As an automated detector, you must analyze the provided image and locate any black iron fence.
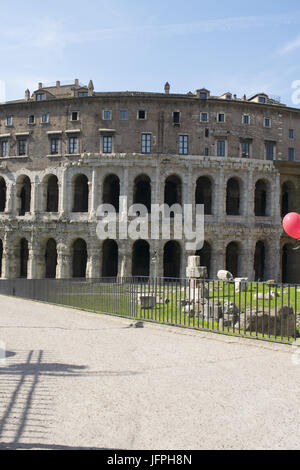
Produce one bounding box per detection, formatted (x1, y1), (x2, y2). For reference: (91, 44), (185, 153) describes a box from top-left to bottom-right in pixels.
(0, 277), (298, 343)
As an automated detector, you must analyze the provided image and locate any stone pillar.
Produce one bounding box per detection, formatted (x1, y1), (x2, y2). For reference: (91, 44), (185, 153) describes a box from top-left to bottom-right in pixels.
(272, 173), (281, 224)
(90, 167), (99, 219)
(247, 169), (255, 223)
(57, 243), (72, 279)
(59, 168), (68, 217)
(118, 241), (131, 278)
(87, 247), (101, 279)
(2, 235), (14, 279)
(5, 183), (14, 215)
(216, 167), (225, 221)
(28, 243), (44, 279)
(31, 178), (40, 215)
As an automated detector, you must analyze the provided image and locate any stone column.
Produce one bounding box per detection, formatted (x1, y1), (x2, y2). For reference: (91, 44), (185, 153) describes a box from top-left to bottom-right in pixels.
(59, 168), (68, 217)
(31, 178), (40, 215)
(2, 234), (14, 279)
(272, 173), (281, 224)
(57, 243), (72, 279)
(247, 169), (255, 224)
(87, 247), (101, 279)
(90, 167), (99, 220)
(216, 167), (225, 221)
(118, 241), (131, 278)
(5, 183), (14, 215)
(28, 242), (44, 279)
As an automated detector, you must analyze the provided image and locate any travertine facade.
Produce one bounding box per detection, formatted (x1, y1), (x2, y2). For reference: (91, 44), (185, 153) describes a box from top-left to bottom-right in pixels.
(0, 79), (300, 282)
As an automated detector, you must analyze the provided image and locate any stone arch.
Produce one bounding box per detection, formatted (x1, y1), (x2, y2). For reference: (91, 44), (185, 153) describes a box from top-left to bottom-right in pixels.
(195, 241), (212, 278)
(102, 239), (118, 277)
(226, 241), (240, 277)
(103, 174), (120, 212)
(0, 177), (7, 213)
(195, 176), (212, 215)
(45, 238), (57, 278)
(254, 179), (270, 217)
(282, 243), (300, 283)
(133, 174), (151, 212)
(43, 174), (59, 212)
(163, 241), (181, 278)
(132, 240), (150, 277)
(16, 175), (31, 216)
(254, 240), (266, 281)
(164, 174), (182, 207)
(72, 238), (87, 278)
(226, 178), (240, 216)
(72, 174), (89, 212)
(281, 181), (296, 218)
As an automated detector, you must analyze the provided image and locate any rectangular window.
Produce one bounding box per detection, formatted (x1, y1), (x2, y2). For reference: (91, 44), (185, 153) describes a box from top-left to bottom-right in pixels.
(137, 110), (146, 120)
(28, 115), (35, 124)
(201, 113), (208, 122)
(218, 113), (225, 123)
(264, 118), (271, 127)
(173, 112), (181, 124)
(141, 133), (151, 153)
(41, 114), (49, 123)
(288, 147), (295, 161)
(6, 116), (12, 126)
(69, 137), (78, 154)
(103, 136), (112, 153)
(266, 143), (275, 160)
(51, 138), (60, 155)
(259, 96), (266, 104)
(78, 92), (88, 97)
(120, 110), (128, 120)
(71, 111), (79, 121)
(103, 110), (112, 120)
(241, 141), (250, 157)
(243, 114), (250, 124)
(0, 141), (8, 157)
(204, 147), (209, 156)
(205, 128), (209, 138)
(18, 140), (27, 156)
(217, 140), (226, 157)
(200, 92), (207, 99)
(36, 93), (45, 101)
(289, 129), (294, 139)
(179, 135), (188, 155)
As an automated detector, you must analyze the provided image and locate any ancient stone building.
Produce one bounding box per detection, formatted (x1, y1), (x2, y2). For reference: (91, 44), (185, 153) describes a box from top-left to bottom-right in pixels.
(0, 79), (300, 282)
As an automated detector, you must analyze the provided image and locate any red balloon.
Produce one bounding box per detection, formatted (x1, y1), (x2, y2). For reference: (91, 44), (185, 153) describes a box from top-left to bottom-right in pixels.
(283, 212), (300, 239)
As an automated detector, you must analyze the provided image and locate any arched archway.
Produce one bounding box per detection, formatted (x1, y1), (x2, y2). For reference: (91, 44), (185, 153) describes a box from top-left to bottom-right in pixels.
(45, 175), (59, 212)
(226, 242), (239, 277)
(103, 174), (120, 212)
(45, 238), (57, 278)
(102, 239), (118, 277)
(282, 243), (300, 283)
(17, 176), (31, 216)
(163, 241), (181, 278)
(0, 178), (7, 213)
(72, 239), (87, 278)
(195, 177), (212, 215)
(164, 175), (182, 207)
(281, 181), (296, 218)
(72, 175), (89, 212)
(226, 178), (240, 215)
(254, 241), (265, 281)
(255, 180), (268, 217)
(132, 240), (150, 277)
(196, 241), (212, 278)
(19, 238), (29, 278)
(133, 175), (151, 212)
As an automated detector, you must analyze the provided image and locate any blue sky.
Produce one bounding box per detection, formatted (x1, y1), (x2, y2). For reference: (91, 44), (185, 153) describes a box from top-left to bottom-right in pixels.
(1, 0), (300, 106)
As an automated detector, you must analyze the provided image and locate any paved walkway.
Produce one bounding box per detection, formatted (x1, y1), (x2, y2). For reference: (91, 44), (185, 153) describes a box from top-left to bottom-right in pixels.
(0, 295), (299, 450)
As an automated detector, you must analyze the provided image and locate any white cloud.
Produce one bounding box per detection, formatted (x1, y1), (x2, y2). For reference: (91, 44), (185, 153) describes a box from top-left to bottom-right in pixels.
(278, 35), (300, 55)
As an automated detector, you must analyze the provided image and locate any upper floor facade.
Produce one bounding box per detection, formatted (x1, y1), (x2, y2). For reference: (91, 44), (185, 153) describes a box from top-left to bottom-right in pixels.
(0, 80), (299, 172)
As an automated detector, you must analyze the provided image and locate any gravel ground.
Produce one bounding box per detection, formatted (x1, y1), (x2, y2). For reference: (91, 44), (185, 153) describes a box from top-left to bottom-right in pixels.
(0, 294), (299, 450)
